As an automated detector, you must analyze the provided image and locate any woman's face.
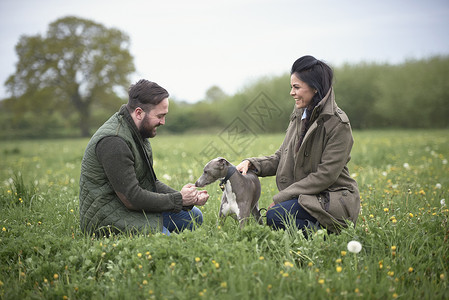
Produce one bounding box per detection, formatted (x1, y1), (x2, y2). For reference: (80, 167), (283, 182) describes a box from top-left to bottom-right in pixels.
(290, 73), (316, 109)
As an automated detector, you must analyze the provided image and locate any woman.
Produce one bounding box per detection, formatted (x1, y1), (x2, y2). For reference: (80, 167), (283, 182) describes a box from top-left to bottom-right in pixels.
(237, 55), (360, 234)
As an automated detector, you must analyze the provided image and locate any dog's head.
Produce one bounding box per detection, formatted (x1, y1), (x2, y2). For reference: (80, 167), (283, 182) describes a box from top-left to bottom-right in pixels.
(195, 157), (230, 187)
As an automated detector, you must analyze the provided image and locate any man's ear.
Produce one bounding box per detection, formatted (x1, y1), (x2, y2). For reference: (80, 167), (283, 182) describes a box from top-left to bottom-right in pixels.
(134, 107), (145, 121)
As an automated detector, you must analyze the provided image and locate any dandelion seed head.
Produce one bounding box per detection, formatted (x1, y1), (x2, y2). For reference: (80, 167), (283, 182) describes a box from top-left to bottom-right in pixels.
(441, 199), (446, 206)
(403, 163), (410, 170)
(436, 183), (442, 189)
(347, 241), (362, 253)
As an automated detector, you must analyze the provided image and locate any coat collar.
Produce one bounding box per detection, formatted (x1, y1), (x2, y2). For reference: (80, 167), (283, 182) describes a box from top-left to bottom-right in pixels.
(289, 87), (336, 122)
(298, 87), (337, 147)
(118, 104), (145, 143)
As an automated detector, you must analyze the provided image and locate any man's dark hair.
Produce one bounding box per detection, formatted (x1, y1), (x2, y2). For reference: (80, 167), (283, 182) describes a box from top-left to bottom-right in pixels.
(127, 79), (169, 112)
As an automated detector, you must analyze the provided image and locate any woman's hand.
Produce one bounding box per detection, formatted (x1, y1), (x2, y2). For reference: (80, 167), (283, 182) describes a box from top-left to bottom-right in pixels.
(236, 160), (251, 175)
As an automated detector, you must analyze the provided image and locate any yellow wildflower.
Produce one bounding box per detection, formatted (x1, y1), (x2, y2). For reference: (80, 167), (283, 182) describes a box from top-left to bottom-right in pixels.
(53, 274), (59, 280)
(318, 279), (325, 284)
(220, 282), (227, 288)
(408, 267), (414, 273)
(195, 257), (201, 262)
(284, 261), (294, 268)
(341, 251), (347, 257)
(137, 253), (142, 258)
(259, 256), (264, 260)
(384, 208), (389, 212)
(336, 266), (342, 273)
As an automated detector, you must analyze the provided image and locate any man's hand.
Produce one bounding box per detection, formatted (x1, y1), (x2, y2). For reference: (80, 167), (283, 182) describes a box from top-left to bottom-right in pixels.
(180, 183), (198, 206)
(195, 190), (209, 206)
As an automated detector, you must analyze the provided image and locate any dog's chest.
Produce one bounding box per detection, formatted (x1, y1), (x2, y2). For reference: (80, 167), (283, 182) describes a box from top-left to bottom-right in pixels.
(221, 181), (240, 217)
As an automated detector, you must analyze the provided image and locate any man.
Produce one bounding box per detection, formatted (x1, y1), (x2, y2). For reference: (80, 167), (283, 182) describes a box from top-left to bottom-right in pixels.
(79, 79), (209, 236)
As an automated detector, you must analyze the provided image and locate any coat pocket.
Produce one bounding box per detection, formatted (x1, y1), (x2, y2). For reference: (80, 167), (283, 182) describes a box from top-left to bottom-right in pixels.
(298, 189), (360, 233)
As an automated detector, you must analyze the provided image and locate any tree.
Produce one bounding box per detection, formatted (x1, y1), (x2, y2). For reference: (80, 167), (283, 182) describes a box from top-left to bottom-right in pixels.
(5, 16), (135, 137)
(204, 85), (228, 102)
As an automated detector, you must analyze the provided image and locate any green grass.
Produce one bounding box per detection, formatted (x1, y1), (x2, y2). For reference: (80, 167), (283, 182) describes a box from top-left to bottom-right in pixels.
(1, 130), (448, 299)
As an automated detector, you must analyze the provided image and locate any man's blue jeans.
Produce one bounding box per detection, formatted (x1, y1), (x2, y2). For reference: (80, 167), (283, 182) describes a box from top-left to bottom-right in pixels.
(266, 198), (317, 232)
(162, 206), (203, 235)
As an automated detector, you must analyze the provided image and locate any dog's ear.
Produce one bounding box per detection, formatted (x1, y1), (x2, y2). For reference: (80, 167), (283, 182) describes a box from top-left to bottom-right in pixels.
(218, 157), (228, 169)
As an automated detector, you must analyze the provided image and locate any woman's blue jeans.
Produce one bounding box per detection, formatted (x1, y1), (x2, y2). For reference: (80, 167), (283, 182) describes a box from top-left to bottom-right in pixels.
(266, 198), (318, 233)
(162, 206), (203, 235)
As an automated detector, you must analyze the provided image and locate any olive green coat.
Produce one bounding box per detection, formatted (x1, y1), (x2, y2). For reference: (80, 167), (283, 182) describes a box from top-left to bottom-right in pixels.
(248, 88), (360, 232)
(79, 106), (163, 235)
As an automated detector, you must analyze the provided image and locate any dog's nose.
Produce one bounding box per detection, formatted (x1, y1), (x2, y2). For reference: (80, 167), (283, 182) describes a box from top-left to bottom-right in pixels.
(194, 181), (199, 187)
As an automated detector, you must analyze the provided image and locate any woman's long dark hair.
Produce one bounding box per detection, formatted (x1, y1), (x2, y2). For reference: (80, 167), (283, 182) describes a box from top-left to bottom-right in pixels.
(291, 55), (333, 149)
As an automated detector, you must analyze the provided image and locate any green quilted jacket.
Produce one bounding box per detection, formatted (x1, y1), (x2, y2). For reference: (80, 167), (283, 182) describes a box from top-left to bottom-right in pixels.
(79, 105), (163, 235)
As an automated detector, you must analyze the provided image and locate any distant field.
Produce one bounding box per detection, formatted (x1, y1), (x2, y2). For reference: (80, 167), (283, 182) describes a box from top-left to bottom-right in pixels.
(1, 130), (448, 299)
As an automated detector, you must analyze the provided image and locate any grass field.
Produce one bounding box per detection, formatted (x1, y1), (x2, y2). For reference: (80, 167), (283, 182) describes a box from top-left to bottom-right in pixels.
(1, 130), (448, 299)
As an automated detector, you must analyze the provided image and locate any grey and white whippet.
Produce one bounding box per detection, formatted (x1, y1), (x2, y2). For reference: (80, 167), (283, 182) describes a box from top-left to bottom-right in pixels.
(195, 157), (263, 228)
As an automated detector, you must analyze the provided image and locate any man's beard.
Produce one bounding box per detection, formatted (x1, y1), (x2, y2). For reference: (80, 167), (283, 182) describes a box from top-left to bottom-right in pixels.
(139, 115), (158, 139)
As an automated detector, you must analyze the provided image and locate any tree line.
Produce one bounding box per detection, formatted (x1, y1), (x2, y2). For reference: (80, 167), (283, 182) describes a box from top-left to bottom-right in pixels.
(0, 16), (448, 139)
(162, 55), (449, 134)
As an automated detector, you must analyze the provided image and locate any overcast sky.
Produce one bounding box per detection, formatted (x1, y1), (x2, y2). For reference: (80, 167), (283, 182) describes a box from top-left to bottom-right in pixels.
(1, 0), (448, 103)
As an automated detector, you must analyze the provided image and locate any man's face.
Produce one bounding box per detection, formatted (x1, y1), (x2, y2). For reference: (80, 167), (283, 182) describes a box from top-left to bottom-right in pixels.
(139, 98), (169, 138)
